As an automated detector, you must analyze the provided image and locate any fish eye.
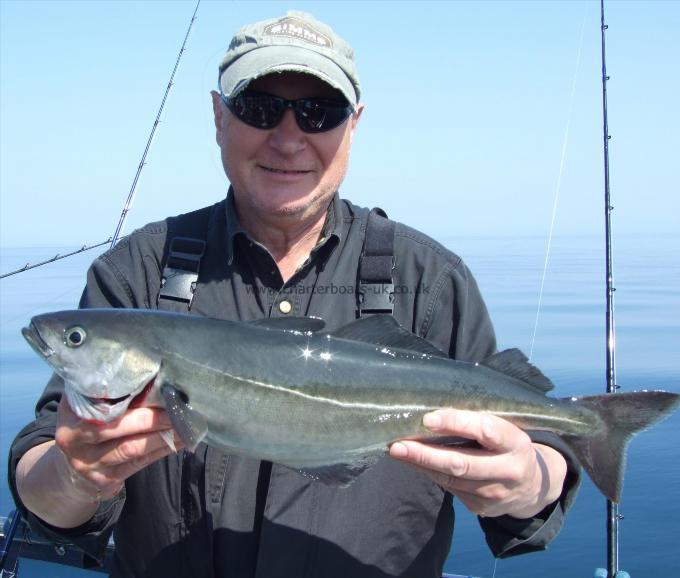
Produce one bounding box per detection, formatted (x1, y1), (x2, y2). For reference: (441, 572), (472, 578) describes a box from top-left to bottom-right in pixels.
(64, 326), (87, 348)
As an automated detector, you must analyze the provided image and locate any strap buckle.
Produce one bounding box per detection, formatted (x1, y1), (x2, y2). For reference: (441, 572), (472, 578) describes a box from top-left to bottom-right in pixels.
(358, 282), (395, 314)
(158, 237), (206, 310)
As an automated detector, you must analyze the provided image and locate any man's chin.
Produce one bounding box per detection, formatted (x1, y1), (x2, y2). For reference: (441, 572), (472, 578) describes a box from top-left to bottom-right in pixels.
(249, 187), (333, 217)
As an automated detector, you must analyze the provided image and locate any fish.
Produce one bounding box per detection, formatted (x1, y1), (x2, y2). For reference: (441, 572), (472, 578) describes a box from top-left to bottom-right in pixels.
(22, 308), (679, 502)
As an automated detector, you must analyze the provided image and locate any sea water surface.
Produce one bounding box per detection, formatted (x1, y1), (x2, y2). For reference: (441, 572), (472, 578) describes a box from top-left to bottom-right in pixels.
(1, 233), (678, 577)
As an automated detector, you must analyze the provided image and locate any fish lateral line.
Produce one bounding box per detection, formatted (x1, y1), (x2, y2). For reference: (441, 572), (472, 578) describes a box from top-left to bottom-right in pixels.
(173, 365), (433, 412)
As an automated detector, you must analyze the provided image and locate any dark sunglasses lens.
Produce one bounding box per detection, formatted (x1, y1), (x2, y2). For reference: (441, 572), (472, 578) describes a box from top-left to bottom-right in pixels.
(228, 93), (352, 133)
(231, 94), (283, 129)
(298, 100), (352, 133)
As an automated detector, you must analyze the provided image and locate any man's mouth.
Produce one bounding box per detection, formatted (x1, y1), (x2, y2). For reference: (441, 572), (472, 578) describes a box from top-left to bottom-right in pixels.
(260, 165), (311, 175)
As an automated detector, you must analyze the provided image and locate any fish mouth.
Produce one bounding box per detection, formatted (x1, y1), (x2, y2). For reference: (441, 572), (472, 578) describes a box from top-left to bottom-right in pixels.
(66, 376), (157, 423)
(22, 322), (55, 359)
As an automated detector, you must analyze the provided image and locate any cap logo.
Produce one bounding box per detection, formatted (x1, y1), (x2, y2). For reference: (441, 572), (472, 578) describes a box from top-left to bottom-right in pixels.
(264, 17), (332, 48)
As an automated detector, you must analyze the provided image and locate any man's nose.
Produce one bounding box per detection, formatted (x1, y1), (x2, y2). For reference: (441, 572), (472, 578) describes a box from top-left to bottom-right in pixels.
(268, 109), (306, 155)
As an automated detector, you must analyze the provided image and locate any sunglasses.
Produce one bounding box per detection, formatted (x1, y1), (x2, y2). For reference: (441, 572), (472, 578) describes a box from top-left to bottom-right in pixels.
(221, 91), (354, 134)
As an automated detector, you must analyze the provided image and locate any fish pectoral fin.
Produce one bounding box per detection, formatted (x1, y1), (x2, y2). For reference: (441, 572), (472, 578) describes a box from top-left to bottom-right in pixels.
(247, 317), (325, 333)
(481, 349), (555, 393)
(160, 383), (207, 452)
(331, 316), (447, 358)
(294, 454), (382, 487)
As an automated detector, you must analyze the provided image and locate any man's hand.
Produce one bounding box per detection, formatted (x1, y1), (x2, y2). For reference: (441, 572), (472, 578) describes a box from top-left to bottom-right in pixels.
(389, 409), (567, 519)
(16, 396), (182, 529)
(54, 396), (181, 502)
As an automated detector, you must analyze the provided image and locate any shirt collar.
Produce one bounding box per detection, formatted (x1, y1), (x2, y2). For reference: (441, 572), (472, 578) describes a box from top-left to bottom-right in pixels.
(224, 188), (343, 265)
(224, 188), (248, 265)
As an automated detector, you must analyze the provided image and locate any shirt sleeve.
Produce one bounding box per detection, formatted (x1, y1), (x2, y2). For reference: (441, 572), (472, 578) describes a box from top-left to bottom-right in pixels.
(420, 257), (582, 557)
(418, 257), (496, 362)
(6, 250), (138, 564)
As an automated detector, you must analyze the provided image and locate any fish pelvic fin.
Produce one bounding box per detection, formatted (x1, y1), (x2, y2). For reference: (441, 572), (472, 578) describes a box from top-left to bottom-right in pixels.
(161, 383), (208, 452)
(563, 390), (680, 502)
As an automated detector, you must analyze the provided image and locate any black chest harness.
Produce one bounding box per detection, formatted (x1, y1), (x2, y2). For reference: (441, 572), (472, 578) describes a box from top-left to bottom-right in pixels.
(156, 207), (395, 317)
(153, 206), (397, 569)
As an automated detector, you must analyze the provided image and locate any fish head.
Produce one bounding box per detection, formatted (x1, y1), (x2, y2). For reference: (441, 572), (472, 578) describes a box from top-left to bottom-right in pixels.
(22, 309), (161, 423)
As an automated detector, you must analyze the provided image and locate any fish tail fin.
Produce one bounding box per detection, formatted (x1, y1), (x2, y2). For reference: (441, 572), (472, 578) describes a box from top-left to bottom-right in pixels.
(561, 391), (679, 502)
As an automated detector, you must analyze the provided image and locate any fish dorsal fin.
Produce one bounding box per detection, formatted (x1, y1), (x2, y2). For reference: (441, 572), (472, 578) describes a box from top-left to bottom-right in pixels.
(480, 348), (555, 393)
(331, 316), (447, 358)
(248, 317), (325, 333)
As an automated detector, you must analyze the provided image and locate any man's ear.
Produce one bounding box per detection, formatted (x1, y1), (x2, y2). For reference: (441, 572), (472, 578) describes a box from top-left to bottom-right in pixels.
(211, 90), (224, 129)
(349, 103), (365, 141)
(211, 90), (225, 144)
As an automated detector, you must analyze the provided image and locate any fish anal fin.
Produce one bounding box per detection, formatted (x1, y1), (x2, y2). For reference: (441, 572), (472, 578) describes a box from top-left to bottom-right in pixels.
(293, 454), (382, 487)
(481, 349), (555, 393)
(160, 383), (208, 452)
(331, 316), (447, 358)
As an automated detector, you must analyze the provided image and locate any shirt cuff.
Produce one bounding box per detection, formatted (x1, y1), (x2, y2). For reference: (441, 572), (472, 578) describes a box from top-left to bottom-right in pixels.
(478, 430), (582, 558)
(21, 492), (125, 565)
(8, 415), (125, 565)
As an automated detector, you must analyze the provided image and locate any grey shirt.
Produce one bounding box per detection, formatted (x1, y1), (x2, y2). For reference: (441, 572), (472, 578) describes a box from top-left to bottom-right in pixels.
(8, 192), (579, 578)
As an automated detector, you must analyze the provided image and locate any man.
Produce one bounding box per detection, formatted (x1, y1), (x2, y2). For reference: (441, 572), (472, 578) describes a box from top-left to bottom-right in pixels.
(9, 11), (578, 578)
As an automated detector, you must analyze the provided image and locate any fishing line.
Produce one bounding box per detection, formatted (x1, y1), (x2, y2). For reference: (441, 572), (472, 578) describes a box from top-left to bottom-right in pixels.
(528, 9), (588, 362)
(491, 556), (499, 578)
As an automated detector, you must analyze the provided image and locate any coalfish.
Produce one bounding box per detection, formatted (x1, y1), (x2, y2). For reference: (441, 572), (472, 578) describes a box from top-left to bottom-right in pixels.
(22, 308), (679, 502)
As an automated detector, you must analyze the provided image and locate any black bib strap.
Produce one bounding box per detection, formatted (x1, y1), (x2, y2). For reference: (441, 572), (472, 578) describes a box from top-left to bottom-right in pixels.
(157, 237), (206, 311)
(156, 203), (215, 312)
(358, 208), (395, 316)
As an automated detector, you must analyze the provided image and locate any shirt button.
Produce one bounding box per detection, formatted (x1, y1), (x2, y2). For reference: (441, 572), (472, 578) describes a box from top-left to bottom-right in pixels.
(278, 300), (292, 314)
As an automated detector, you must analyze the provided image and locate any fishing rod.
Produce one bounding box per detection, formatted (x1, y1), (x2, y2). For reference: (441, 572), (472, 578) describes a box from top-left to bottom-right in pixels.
(110, 0), (201, 248)
(0, 1), (201, 280)
(0, 239), (112, 279)
(599, 1), (623, 577)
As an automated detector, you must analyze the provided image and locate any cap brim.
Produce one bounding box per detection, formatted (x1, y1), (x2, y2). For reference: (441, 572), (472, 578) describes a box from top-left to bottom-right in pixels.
(219, 45), (357, 106)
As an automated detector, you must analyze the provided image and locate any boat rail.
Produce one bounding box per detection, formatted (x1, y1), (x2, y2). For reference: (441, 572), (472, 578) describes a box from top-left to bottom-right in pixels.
(1, 510), (630, 578)
(1, 511), (113, 575)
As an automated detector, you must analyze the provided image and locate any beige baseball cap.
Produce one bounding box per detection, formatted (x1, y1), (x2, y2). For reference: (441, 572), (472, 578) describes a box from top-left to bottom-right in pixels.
(218, 10), (361, 106)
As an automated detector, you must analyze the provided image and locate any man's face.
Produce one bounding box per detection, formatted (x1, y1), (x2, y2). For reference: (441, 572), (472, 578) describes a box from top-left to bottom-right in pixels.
(211, 72), (363, 226)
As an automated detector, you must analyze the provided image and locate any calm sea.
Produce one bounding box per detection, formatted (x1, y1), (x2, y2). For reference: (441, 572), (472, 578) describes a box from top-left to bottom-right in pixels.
(1, 233), (678, 577)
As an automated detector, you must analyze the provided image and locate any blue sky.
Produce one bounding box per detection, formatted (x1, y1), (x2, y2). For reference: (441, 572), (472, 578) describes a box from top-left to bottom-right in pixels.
(0, 0), (678, 248)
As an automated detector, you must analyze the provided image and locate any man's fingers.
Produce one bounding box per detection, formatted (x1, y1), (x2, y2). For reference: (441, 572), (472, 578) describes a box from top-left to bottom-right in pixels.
(88, 408), (174, 442)
(422, 409), (530, 453)
(62, 431), (182, 497)
(96, 430), (179, 467)
(109, 444), (179, 484)
(390, 440), (503, 481)
(72, 442), (178, 501)
(58, 403), (173, 446)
